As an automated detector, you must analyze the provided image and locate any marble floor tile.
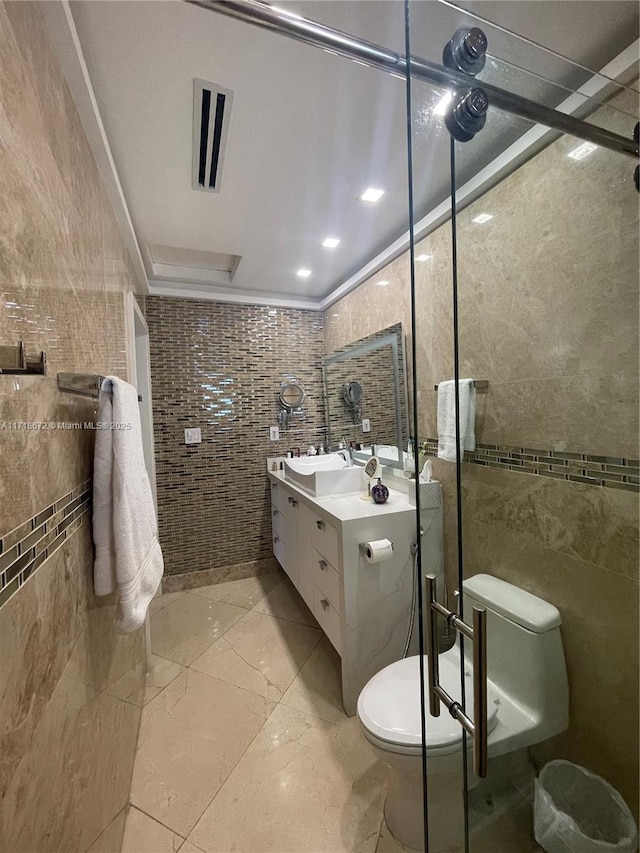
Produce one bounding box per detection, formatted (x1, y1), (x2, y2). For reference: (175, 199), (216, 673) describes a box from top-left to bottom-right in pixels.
(281, 636), (346, 723)
(191, 610), (321, 700)
(144, 653), (186, 705)
(375, 821), (410, 852)
(122, 806), (184, 852)
(130, 668), (275, 837)
(150, 593), (246, 665)
(190, 574), (282, 609)
(86, 807), (127, 853)
(252, 576), (319, 627)
(188, 703), (386, 853)
(179, 842), (206, 853)
(150, 591), (185, 616)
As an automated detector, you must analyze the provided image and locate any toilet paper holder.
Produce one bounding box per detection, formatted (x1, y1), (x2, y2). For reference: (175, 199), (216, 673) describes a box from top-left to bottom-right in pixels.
(359, 539), (394, 563)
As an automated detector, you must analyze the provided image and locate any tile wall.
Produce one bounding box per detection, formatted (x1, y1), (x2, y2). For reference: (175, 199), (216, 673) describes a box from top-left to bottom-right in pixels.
(324, 94), (639, 816)
(143, 296), (326, 584)
(0, 3), (144, 850)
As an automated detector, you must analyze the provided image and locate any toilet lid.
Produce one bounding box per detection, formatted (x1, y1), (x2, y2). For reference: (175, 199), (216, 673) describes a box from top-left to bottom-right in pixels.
(357, 653), (499, 751)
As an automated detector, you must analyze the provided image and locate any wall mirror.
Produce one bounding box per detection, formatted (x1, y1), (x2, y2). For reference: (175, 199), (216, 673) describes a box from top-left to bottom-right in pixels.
(323, 323), (408, 470)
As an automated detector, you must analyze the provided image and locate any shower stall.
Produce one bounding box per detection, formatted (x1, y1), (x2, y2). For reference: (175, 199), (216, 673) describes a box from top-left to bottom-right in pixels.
(189, 2), (639, 849)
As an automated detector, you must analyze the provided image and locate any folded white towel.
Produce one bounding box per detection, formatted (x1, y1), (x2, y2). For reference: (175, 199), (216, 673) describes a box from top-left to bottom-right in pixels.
(437, 379), (476, 462)
(93, 376), (163, 633)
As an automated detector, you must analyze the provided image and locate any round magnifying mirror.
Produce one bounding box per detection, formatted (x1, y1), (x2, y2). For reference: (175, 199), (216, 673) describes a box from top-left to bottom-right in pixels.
(363, 455), (381, 483)
(279, 383), (305, 410)
(343, 381), (362, 406)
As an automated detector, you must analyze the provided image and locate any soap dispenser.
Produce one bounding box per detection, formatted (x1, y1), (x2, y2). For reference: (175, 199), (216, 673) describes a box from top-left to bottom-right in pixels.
(371, 478), (389, 504)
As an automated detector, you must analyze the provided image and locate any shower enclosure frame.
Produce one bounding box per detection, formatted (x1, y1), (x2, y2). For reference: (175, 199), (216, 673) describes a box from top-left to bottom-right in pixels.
(185, 0), (639, 160)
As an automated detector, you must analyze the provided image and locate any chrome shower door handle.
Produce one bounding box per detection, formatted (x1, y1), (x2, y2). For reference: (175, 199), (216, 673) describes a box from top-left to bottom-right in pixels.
(472, 603), (488, 778)
(425, 574), (488, 778)
(425, 574), (441, 717)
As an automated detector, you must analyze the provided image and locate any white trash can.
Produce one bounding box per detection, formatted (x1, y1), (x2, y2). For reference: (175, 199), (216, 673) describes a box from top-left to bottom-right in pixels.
(534, 760), (638, 853)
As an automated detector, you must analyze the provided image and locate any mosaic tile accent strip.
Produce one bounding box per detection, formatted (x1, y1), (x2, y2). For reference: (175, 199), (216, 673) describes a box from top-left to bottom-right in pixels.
(145, 297), (327, 576)
(419, 439), (639, 492)
(0, 482), (91, 610)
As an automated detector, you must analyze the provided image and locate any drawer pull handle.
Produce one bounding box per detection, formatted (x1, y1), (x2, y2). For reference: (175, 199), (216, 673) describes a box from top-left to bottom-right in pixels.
(320, 598), (330, 611)
(273, 535), (280, 543)
(318, 560), (327, 571)
(288, 496), (298, 507)
(272, 483), (277, 489)
(316, 520), (325, 530)
(272, 509), (279, 517)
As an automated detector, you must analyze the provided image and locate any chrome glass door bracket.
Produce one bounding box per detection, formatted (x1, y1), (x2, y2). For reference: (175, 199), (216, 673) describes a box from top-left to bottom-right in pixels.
(425, 574), (488, 777)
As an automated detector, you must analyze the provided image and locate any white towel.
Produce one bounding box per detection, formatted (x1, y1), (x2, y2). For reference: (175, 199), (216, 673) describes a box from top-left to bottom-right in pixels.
(437, 379), (476, 462)
(93, 376), (163, 633)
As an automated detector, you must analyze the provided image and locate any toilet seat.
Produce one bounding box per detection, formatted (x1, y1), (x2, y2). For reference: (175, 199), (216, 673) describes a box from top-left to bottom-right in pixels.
(357, 653), (499, 757)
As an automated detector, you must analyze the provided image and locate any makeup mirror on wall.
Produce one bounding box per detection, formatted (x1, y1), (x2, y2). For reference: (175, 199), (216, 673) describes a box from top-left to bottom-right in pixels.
(323, 323), (408, 470)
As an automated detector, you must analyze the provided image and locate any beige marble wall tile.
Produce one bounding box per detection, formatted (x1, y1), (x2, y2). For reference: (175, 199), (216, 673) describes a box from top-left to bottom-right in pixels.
(0, 2), (144, 850)
(0, 523), (90, 796)
(1, 669), (140, 853)
(461, 465), (639, 581)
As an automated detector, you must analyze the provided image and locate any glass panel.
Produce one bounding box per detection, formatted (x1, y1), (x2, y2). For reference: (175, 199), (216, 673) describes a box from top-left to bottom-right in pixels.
(455, 81), (639, 851)
(407, 2), (638, 852)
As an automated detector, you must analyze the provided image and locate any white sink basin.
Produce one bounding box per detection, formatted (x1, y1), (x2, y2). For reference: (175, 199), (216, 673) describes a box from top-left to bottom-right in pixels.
(284, 453), (363, 496)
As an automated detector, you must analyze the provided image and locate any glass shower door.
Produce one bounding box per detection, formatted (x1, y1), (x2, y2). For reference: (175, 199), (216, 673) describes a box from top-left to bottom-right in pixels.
(406, 2), (639, 850)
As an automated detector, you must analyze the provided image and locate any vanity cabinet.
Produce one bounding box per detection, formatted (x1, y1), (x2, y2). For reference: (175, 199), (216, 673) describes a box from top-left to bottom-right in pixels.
(268, 472), (420, 715)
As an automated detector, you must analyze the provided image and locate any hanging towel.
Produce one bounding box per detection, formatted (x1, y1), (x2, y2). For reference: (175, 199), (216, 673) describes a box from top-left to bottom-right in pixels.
(437, 379), (476, 462)
(93, 376), (163, 633)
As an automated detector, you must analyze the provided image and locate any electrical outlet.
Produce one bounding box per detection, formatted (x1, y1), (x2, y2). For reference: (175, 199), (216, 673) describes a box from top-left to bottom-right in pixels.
(361, 418), (371, 433)
(269, 426), (280, 441)
(184, 427), (202, 445)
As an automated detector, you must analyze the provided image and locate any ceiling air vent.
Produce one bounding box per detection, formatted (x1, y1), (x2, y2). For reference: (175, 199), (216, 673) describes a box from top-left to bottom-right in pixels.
(192, 78), (233, 193)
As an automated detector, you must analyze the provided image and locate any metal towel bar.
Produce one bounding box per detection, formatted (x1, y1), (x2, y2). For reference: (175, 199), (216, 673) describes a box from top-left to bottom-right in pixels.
(57, 373), (143, 402)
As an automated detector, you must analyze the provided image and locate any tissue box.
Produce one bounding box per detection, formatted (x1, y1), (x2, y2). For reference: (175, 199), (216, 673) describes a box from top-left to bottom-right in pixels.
(408, 480), (441, 508)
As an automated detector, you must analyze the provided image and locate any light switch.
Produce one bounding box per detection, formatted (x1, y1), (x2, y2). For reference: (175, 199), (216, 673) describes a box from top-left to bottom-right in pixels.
(184, 427), (202, 445)
(361, 418), (371, 433)
(269, 426), (280, 441)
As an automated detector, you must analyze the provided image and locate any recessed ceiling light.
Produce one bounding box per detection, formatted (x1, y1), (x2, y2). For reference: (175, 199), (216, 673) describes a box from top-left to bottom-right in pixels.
(416, 254), (431, 262)
(377, 280), (390, 287)
(472, 213), (493, 224)
(567, 141), (598, 161)
(322, 237), (341, 248)
(352, 59), (370, 67)
(296, 268), (312, 278)
(360, 187), (385, 203)
(434, 92), (453, 116)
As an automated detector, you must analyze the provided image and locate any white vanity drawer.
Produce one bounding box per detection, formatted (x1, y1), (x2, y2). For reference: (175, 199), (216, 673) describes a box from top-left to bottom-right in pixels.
(311, 547), (341, 613)
(271, 505), (284, 540)
(314, 584), (341, 655)
(270, 480), (287, 514)
(273, 531), (286, 571)
(311, 515), (339, 569)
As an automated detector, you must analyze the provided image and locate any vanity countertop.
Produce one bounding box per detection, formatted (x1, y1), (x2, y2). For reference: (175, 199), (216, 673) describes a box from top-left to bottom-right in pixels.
(267, 469), (415, 524)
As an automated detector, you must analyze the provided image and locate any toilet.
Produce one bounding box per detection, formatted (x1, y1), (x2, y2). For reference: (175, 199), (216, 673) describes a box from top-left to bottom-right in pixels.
(357, 574), (569, 851)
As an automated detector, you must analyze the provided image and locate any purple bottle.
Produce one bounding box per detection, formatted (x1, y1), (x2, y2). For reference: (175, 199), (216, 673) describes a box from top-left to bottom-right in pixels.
(371, 478), (389, 505)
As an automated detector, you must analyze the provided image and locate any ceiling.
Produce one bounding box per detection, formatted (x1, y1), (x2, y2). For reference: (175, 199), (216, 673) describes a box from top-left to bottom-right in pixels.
(65, 0), (639, 306)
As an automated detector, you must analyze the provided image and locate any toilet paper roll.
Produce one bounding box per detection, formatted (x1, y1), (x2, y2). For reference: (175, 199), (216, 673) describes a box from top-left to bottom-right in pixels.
(362, 538), (394, 564)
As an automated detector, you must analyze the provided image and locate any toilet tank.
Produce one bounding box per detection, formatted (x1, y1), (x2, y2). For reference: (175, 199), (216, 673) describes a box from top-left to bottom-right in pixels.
(463, 574), (569, 752)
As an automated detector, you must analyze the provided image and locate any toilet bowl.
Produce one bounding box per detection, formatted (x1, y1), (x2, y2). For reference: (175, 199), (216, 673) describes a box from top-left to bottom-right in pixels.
(357, 574), (569, 852)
